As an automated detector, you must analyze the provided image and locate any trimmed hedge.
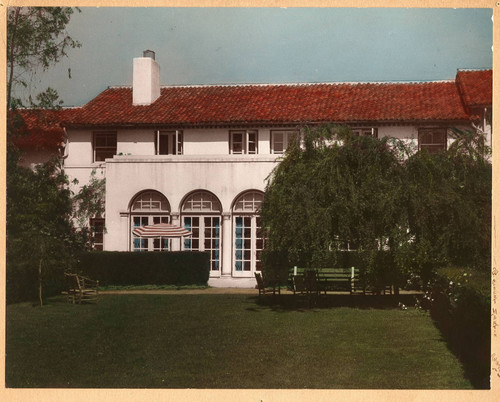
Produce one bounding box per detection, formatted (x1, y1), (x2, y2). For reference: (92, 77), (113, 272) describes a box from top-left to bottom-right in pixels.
(423, 270), (491, 389)
(75, 251), (210, 286)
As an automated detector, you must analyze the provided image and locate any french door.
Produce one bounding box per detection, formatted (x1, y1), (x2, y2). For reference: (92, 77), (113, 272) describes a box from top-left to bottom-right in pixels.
(131, 215), (170, 251)
(233, 215), (263, 277)
(183, 215), (221, 272)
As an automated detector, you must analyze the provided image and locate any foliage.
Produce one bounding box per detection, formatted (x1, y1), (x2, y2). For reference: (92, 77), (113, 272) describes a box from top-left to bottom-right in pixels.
(6, 6), (83, 304)
(6, 157), (83, 304)
(72, 170), (106, 247)
(7, 6), (81, 108)
(262, 125), (407, 289)
(262, 125), (491, 290)
(417, 269), (491, 388)
(404, 129), (491, 276)
(76, 251), (211, 286)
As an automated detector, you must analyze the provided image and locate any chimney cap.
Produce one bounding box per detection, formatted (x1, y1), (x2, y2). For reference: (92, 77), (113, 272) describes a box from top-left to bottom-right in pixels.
(143, 50), (155, 60)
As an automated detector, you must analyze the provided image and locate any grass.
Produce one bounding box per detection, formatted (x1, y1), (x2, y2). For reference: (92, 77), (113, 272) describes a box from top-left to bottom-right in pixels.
(6, 294), (472, 389)
(98, 284), (210, 291)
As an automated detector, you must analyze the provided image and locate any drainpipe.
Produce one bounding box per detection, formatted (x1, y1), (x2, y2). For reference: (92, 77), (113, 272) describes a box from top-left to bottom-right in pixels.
(60, 127), (69, 162)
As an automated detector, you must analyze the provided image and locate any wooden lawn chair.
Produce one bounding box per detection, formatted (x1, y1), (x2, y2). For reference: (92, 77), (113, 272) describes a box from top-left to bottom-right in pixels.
(64, 273), (99, 304)
(255, 272), (280, 296)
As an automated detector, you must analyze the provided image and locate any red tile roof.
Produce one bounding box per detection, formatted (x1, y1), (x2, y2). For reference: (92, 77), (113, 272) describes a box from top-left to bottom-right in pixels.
(8, 108), (73, 150)
(64, 80), (475, 127)
(455, 69), (492, 108)
(11, 70), (492, 150)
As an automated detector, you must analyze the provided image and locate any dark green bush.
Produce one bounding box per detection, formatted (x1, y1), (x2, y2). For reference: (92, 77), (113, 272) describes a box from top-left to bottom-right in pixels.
(75, 251), (210, 286)
(424, 270), (490, 389)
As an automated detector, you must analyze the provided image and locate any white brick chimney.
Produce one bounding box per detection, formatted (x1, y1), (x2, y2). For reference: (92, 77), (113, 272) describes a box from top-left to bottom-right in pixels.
(133, 50), (160, 105)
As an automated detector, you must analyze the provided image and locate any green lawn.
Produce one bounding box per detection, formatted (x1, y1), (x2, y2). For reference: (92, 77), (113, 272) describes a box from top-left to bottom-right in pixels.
(6, 294), (472, 389)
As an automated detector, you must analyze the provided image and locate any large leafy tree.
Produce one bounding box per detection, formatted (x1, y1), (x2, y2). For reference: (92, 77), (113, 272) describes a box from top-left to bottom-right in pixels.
(6, 158), (83, 304)
(262, 126), (408, 291)
(7, 7), (80, 109)
(6, 7), (81, 304)
(404, 128), (491, 276)
(262, 125), (491, 292)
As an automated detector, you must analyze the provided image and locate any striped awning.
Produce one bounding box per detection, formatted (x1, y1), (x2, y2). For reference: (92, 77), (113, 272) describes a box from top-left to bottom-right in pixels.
(132, 223), (192, 238)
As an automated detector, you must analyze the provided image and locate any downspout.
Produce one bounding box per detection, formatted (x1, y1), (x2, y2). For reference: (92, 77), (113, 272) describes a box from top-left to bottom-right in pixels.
(60, 127), (70, 162)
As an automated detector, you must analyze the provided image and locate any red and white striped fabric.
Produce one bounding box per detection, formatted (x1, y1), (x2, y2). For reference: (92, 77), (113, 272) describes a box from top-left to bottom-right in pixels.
(132, 223), (192, 238)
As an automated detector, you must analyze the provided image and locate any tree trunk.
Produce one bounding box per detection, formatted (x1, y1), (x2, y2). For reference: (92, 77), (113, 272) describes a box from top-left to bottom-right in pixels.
(38, 258), (43, 307)
(7, 8), (21, 108)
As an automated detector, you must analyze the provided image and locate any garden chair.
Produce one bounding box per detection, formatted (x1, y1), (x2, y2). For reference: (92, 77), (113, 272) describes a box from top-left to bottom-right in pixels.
(64, 273), (99, 304)
(255, 272), (280, 296)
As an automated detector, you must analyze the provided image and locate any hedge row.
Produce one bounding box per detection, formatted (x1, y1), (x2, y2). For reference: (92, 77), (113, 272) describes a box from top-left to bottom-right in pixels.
(76, 251), (210, 286)
(424, 271), (491, 389)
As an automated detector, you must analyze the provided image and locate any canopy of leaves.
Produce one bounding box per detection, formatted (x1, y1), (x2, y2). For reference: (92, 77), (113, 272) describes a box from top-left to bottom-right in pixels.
(262, 125), (406, 269)
(6, 157), (84, 303)
(72, 170), (106, 245)
(405, 129), (491, 273)
(262, 125), (491, 286)
(7, 7), (80, 108)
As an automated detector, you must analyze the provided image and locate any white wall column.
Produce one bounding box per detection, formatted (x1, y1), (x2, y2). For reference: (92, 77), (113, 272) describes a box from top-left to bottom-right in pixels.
(221, 212), (232, 276)
(170, 212), (181, 251)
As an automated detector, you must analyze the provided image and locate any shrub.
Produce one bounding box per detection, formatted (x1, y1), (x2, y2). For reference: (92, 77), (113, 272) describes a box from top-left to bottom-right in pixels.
(75, 251), (210, 286)
(420, 268), (491, 389)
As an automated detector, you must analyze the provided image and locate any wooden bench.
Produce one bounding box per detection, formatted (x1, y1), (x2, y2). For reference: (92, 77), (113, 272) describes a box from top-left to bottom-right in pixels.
(64, 273), (99, 304)
(288, 267), (364, 295)
(254, 272), (280, 296)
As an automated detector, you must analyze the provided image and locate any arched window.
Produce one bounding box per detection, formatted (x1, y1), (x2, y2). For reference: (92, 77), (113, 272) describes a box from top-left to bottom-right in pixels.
(181, 191), (222, 272)
(232, 191), (264, 276)
(130, 191), (170, 251)
(131, 191), (170, 212)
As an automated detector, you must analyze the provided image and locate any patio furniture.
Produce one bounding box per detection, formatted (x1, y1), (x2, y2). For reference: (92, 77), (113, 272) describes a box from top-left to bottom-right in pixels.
(289, 267), (365, 294)
(64, 273), (99, 304)
(255, 272), (280, 296)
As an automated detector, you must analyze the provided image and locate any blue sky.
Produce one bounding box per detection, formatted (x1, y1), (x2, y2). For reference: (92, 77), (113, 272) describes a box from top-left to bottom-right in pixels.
(21, 7), (493, 107)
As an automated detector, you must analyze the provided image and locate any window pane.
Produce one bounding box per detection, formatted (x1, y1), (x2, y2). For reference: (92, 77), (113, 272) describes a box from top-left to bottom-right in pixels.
(159, 134), (169, 155)
(233, 143), (243, 153)
(95, 150), (115, 162)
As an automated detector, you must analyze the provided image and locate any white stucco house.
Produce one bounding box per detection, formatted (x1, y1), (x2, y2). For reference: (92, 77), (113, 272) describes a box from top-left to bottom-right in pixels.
(14, 51), (492, 287)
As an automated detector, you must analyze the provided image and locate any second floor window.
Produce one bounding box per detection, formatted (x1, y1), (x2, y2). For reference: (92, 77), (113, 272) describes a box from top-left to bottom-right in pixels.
(418, 128), (447, 154)
(93, 131), (117, 162)
(229, 130), (258, 154)
(352, 128), (378, 138)
(271, 130), (298, 154)
(156, 130), (183, 155)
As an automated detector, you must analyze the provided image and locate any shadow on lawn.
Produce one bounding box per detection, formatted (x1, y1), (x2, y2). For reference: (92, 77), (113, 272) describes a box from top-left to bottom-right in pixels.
(250, 293), (420, 311)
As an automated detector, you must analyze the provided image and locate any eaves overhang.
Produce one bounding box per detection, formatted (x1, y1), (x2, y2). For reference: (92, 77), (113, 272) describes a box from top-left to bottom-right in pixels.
(62, 118), (473, 131)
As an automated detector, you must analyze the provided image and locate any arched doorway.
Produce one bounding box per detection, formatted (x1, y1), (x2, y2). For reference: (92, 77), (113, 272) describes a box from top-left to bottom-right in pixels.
(232, 190), (264, 277)
(129, 190), (171, 251)
(181, 190), (222, 273)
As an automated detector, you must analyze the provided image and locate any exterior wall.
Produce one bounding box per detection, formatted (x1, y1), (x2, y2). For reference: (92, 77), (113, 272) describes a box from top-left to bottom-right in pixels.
(65, 129), (94, 165)
(64, 129), (105, 191)
(64, 126), (279, 189)
(104, 155), (278, 287)
(184, 129), (230, 154)
(118, 129), (155, 155)
(62, 122), (478, 287)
